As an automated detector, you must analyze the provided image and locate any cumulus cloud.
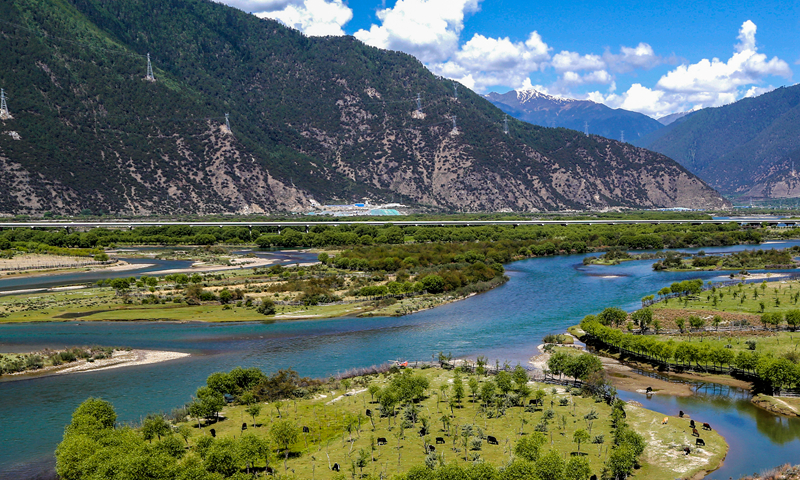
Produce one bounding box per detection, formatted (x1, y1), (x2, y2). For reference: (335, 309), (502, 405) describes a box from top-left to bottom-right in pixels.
(744, 85), (776, 98)
(354, 0), (481, 63)
(428, 31), (550, 90)
(219, 0), (352, 36)
(583, 21), (792, 117)
(551, 51), (605, 73)
(656, 21), (791, 94)
(603, 43), (663, 72)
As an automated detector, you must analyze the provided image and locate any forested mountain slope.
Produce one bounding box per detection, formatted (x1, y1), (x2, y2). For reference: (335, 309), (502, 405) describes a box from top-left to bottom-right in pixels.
(635, 85), (800, 198)
(0, 0), (728, 214)
(485, 89), (664, 142)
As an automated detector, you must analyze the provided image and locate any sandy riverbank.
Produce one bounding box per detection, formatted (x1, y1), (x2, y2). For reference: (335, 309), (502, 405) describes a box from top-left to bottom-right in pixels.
(2, 349), (190, 381)
(147, 256), (302, 275)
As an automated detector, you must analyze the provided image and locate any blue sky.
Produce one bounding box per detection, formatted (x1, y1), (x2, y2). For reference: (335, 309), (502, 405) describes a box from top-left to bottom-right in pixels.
(219, 0), (798, 118)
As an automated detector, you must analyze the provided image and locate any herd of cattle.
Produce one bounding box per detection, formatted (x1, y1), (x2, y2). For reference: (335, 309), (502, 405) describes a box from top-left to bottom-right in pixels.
(222, 401), (714, 472)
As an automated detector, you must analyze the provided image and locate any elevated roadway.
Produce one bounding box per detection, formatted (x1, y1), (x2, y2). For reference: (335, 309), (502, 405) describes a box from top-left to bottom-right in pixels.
(0, 218), (792, 230)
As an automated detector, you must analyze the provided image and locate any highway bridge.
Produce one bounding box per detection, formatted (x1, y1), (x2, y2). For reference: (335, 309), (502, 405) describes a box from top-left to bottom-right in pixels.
(0, 217), (792, 230)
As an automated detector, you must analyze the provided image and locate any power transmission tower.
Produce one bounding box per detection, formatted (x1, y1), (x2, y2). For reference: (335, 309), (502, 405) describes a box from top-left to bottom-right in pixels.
(145, 53), (156, 82)
(503, 114), (509, 135)
(453, 82), (458, 99)
(584, 121), (588, 137)
(416, 93), (422, 113)
(0, 89), (9, 120)
(224, 113), (231, 134)
(620, 130), (625, 143)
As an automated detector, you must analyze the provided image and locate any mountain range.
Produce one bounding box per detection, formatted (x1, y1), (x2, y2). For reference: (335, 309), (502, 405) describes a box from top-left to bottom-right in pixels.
(635, 84), (800, 199)
(0, 0), (729, 214)
(485, 89), (664, 142)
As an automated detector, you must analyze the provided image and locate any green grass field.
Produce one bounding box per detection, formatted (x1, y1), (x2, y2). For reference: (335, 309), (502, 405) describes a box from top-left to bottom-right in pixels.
(174, 368), (725, 479)
(653, 278), (800, 320)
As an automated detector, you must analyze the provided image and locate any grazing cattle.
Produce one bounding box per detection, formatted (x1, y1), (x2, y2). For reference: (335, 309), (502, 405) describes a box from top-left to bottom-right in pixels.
(487, 436), (499, 445)
(427, 445), (436, 453)
(302, 426), (310, 433)
(265, 466), (274, 475)
(703, 423), (712, 431)
(377, 438), (387, 446)
(436, 437), (445, 444)
(332, 463), (340, 472)
(241, 422), (247, 431)
(590, 476), (597, 480)
(689, 420), (695, 428)
(645, 387), (653, 394)
(692, 428), (699, 437)
(418, 428), (428, 437)
(679, 410), (684, 418)
(696, 438), (705, 446)
(365, 409), (372, 417)
(661, 417), (668, 425)
(684, 447), (691, 455)
(210, 428), (216, 438)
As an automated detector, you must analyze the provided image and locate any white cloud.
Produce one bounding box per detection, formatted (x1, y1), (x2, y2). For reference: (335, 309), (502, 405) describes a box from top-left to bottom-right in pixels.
(604, 43), (662, 72)
(551, 51), (605, 73)
(354, 0), (481, 63)
(428, 31), (550, 91)
(246, 0), (352, 36)
(657, 21), (791, 94)
(744, 85), (776, 98)
(583, 21), (792, 117)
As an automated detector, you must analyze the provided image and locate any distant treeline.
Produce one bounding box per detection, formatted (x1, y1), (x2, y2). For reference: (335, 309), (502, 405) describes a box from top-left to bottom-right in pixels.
(0, 221), (772, 251)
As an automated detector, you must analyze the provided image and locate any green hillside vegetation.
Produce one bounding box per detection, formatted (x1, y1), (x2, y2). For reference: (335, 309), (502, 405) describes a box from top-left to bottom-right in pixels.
(0, 0), (725, 213)
(636, 84), (800, 194)
(55, 365), (726, 480)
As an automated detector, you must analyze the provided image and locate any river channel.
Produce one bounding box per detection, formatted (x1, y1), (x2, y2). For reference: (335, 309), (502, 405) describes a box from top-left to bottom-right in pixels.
(3, 242), (800, 478)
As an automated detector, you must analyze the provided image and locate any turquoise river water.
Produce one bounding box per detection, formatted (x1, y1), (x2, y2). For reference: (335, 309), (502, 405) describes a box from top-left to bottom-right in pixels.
(3, 243), (800, 478)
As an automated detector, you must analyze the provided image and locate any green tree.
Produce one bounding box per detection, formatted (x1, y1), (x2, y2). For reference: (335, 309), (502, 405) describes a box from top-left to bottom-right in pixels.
(564, 455), (592, 480)
(598, 307), (627, 327)
(141, 414), (171, 443)
(452, 371), (465, 405)
(468, 377), (480, 403)
(70, 397), (117, 429)
(630, 308), (653, 333)
(513, 432), (546, 462)
(534, 449), (565, 480)
(245, 403), (262, 427)
(573, 428), (590, 453)
(420, 275), (445, 294)
(176, 424), (192, 446)
(204, 438), (239, 476)
(270, 420), (299, 473)
(238, 433), (269, 475)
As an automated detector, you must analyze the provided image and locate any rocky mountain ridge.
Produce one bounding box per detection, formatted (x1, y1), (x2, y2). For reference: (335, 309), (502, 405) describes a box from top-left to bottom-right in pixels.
(635, 84), (800, 199)
(485, 89), (665, 142)
(0, 0), (729, 214)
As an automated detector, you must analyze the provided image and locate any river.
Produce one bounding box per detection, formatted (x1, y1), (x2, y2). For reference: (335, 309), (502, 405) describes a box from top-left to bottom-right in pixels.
(3, 242), (800, 478)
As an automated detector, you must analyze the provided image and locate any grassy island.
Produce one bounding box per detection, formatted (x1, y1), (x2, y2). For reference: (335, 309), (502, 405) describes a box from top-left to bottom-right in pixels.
(55, 365), (726, 480)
